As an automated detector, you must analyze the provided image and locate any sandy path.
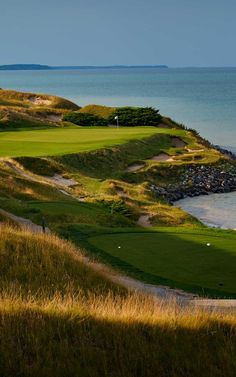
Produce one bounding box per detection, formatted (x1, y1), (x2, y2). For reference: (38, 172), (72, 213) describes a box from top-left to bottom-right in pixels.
(0, 208), (50, 233)
(1, 158), (77, 190)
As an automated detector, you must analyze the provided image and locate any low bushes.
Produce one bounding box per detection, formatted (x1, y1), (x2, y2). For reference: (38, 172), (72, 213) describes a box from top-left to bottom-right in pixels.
(65, 106), (162, 127)
(108, 106), (162, 127)
(63, 112), (108, 127)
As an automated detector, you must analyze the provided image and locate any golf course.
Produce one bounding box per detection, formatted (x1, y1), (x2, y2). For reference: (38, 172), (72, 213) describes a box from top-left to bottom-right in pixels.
(0, 89), (236, 299)
(1, 89), (236, 376)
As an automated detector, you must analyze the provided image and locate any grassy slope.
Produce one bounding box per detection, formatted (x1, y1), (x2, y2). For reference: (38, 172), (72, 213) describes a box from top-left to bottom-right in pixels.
(0, 96), (236, 375)
(0, 226), (235, 377)
(0, 89), (79, 110)
(79, 104), (116, 118)
(0, 89), (80, 130)
(0, 123), (231, 297)
(0, 96), (234, 299)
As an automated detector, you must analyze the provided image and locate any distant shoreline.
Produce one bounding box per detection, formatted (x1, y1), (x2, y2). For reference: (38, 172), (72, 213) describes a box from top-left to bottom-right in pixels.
(0, 64), (168, 71)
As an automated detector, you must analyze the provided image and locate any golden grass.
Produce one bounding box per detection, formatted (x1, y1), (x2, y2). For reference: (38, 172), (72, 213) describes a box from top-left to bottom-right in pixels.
(0, 225), (235, 376)
(79, 104), (116, 118)
(0, 89), (79, 110)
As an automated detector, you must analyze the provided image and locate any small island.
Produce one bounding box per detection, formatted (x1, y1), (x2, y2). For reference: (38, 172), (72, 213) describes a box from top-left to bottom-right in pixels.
(0, 64), (168, 71)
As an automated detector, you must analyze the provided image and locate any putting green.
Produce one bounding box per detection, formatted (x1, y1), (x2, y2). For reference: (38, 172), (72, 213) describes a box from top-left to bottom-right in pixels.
(0, 126), (184, 157)
(89, 229), (236, 296)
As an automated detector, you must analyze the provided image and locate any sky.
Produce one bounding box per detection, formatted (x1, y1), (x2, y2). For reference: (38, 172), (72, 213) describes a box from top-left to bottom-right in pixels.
(1, 0), (236, 67)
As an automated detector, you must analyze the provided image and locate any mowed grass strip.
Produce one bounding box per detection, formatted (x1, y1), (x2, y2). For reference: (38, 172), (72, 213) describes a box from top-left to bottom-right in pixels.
(0, 126), (186, 157)
(89, 228), (236, 296)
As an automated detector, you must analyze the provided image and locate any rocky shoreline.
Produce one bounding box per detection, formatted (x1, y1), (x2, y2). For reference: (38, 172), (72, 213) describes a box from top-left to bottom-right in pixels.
(151, 161), (236, 204)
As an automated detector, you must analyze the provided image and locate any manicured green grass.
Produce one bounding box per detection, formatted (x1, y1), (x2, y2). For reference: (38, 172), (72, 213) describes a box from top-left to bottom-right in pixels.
(0, 126), (186, 157)
(88, 228), (236, 297)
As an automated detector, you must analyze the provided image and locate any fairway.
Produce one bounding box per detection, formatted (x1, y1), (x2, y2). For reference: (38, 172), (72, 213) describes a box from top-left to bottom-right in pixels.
(89, 229), (236, 296)
(0, 126), (184, 157)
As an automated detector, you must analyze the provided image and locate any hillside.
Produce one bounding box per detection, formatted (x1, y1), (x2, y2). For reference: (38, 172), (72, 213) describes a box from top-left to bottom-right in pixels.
(0, 90), (236, 297)
(0, 89), (80, 129)
(0, 89), (236, 375)
(0, 225), (235, 377)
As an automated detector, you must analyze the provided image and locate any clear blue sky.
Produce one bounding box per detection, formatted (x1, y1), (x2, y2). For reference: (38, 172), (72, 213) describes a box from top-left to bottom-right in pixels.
(1, 0), (236, 67)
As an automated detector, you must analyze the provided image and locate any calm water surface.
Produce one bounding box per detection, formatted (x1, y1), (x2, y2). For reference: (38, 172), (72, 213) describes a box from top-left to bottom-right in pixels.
(0, 67), (236, 148)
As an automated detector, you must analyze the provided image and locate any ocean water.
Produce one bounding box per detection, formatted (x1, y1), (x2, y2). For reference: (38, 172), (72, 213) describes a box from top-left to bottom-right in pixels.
(0, 67), (236, 227)
(0, 67), (236, 148)
(175, 192), (236, 230)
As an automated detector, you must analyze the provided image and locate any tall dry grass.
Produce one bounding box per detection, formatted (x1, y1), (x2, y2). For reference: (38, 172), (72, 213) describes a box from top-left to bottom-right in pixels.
(0, 225), (235, 377)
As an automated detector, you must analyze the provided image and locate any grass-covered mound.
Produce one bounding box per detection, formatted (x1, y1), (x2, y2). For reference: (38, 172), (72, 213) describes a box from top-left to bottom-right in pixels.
(0, 225), (235, 377)
(0, 89), (79, 110)
(79, 104), (116, 118)
(0, 89), (80, 129)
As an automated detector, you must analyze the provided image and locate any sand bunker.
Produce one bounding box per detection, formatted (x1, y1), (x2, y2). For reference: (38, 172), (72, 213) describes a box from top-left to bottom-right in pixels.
(171, 137), (186, 148)
(137, 214), (152, 227)
(45, 114), (62, 122)
(127, 163), (145, 172)
(29, 96), (52, 106)
(44, 174), (77, 187)
(151, 153), (174, 162)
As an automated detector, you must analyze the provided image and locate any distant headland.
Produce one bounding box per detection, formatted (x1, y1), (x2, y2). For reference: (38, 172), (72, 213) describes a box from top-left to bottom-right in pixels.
(0, 64), (168, 71)
(0, 64), (52, 71)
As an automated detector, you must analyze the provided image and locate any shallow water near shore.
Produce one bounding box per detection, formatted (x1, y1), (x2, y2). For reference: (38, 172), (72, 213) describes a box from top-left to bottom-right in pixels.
(175, 192), (236, 229)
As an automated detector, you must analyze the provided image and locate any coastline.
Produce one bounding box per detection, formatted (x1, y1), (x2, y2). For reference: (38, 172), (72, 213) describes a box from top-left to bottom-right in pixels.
(153, 146), (236, 230)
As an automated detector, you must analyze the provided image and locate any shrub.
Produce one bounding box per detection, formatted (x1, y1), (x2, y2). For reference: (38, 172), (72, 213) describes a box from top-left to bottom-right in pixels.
(63, 112), (108, 127)
(108, 107), (162, 127)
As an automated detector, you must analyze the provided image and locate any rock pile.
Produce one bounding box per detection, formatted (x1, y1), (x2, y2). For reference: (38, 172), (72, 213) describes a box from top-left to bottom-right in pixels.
(151, 164), (236, 203)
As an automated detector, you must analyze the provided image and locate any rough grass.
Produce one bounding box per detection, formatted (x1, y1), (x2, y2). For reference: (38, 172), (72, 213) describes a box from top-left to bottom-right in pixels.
(0, 225), (235, 377)
(0, 89), (79, 110)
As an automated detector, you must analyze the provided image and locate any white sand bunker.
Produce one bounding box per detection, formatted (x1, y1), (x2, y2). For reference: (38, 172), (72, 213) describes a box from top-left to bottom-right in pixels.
(151, 153), (174, 162)
(127, 163), (145, 172)
(137, 214), (152, 227)
(45, 114), (62, 122)
(44, 174), (77, 187)
(28, 96), (52, 106)
(171, 137), (186, 148)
